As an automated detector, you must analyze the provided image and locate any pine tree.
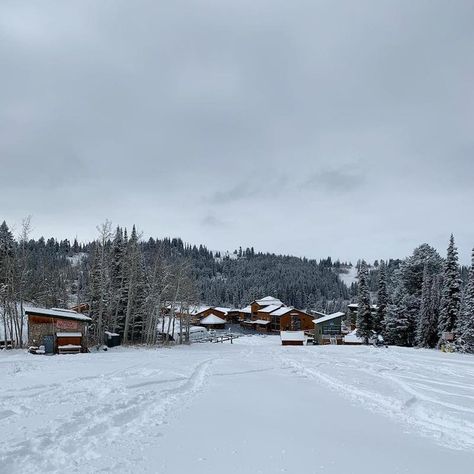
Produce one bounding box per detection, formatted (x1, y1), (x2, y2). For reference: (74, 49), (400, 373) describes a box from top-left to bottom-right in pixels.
(356, 260), (372, 344)
(375, 260), (388, 336)
(456, 248), (474, 353)
(416, 265), (436, 347)
(385, 273), (410, 345)
(439, 235), (461, 337)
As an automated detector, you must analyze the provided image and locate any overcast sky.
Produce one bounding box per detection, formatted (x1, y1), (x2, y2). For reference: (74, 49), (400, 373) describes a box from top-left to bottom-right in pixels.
(1, 0), (473, 263)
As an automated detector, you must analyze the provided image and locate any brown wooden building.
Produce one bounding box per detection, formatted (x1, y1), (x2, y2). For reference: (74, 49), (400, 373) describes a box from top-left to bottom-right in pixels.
(261, 306), (315, 333)
(26, 307), (92, 354)
(250, 296), (284, 318)
(280, 331), (305, 346)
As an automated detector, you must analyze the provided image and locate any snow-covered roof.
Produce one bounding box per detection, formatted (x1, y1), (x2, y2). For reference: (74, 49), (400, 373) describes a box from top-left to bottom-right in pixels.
(239, 306), (252, 313)
(348, 303), (378, 310)
(56, 332), (82, 337)
(253, 319), (270, 325)
(25, 307), (92, 322)
(105, 331), (120, 337)
(269, 306), (293, 317)
(258, 304), (283, 314)
(280, 331), (305, 341)
(313, 312), (345, 325)
(255, 296), (283, 306)
(214, 307), (231, 315)
(190, 305), (212, 315)
(200, 314), (226, 325)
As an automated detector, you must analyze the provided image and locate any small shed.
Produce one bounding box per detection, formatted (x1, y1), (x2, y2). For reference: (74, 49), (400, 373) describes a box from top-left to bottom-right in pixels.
(200, 314), (226, 330)
(104, 331), (121, 348)
(280, 330), (305, 346)
(313, 312), (345, 345)
(26, 307), (91, 354)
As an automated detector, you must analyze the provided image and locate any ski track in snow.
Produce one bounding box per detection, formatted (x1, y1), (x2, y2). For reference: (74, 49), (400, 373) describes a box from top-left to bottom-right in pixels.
(1, 353), (214, 473)
(279, 346), (474, 450)
(1, 339), (474, 473)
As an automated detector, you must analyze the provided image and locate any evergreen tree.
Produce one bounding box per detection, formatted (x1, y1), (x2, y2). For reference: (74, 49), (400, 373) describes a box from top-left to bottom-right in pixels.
(384, 272), (410, 345)
(375, 260), (388, 336)
(439, 235), (461, 337)
(457, 248), (474, 353)
(416, 265), (437, 347)
(356, 260), (372, 344)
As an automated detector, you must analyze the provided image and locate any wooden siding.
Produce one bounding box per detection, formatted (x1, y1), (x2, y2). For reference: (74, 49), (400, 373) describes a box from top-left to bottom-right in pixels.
(279, 310), (314, 332)
(27, 315), (88, 353)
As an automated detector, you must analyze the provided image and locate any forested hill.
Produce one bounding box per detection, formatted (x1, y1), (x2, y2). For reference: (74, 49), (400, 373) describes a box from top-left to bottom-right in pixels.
(138, 237), (351, 310)
(0, 221), (352, 321)
(143, 239), (351, 309)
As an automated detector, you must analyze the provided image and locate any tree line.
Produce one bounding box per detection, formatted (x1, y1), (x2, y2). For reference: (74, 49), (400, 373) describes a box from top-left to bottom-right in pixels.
(0, 219), (350, 347)
(355, 236), (474, 353)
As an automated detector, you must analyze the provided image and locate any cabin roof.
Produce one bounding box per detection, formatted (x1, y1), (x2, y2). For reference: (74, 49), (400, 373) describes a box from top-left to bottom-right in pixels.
(253, 319), (271, 325)
(239, 305), (252, 313)
(255, 296), (283, 306)
(214, 307), (231, 315)
(25, 307), (92, 322)
(348, 303), (379, 310)
(190, 305), (212, 315)
(270, 306), (293, 317)
(313, 312), (345, 325)
(200, 314), (226, 325)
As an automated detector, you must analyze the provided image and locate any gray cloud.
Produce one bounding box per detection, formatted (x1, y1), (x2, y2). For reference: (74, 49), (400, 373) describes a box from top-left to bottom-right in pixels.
(1, 0), (474, 263)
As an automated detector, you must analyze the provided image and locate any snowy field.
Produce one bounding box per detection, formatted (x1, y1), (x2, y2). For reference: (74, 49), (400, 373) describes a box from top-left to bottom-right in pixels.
(1, 337), (474, 474)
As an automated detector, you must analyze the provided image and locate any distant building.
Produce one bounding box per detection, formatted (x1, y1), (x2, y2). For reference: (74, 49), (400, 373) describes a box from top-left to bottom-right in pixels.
(346, 303), (379, 330)
(199, 314), (226, 330)
(250, 296), (284, 318)
(26, 307), (91, 354)
(313, 312), (345, 345)
(280, 331), (305, 346)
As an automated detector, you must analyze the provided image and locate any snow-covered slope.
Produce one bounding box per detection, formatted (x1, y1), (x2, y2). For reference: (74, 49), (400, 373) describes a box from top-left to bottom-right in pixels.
(1, 339), (473, 473)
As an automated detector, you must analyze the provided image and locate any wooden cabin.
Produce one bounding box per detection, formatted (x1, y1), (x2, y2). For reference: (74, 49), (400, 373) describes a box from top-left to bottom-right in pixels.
(26, 307), (91, 354)
(280, 331), (305, 346)
(313, 312), (345, 345)
(199, 314), (226, 330)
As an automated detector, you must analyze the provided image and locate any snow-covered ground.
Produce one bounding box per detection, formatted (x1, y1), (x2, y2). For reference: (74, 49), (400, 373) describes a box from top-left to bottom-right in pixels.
(1, 337), (473, 473)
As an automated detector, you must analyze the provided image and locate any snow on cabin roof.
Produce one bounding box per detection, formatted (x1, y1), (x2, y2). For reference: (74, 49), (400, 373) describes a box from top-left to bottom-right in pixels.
(190, 305), (212, 315)
(348, 303), (379, 310)
(214, 307), (231, 315)
(280, 331), (305, 341)
(200, 314), (226, 325)
(25, 307), (92, 322)
(313, 312), (345, 325)
(56, 332), (82, 337)
(258, 304), (284, 314)
(239, 306), (252, 313)
(255, 296), (283, 306)
(253, 319), (271, 325)
(269, 306), (293, 317)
